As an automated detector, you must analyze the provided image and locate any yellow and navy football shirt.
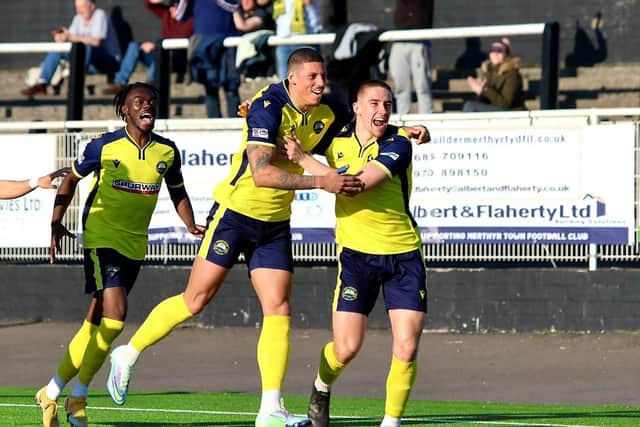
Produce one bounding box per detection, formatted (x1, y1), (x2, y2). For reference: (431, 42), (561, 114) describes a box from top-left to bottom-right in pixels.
(73, 128), (185, 260)
(213, 81), (352, 222)
(323, 123), (421, 254)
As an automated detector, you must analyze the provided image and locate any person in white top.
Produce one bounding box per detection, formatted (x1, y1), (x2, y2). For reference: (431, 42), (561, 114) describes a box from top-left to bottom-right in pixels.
(21, 0), (122, 97)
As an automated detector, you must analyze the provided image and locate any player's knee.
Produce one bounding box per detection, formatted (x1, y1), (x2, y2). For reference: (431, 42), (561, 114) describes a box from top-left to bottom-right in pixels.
(333, 341), (360, 364)
(392, 340), (419, 362)
(185, 296), (207, 315)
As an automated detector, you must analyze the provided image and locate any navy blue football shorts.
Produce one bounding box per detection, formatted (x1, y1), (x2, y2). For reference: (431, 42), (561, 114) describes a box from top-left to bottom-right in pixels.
(83, 247), (142, 295)
(198, 202), (293, 272)
(334, 246), (427, 314)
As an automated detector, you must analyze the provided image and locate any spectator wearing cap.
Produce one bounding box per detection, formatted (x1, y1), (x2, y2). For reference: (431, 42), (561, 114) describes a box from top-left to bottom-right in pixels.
(463, 37), (526, 112)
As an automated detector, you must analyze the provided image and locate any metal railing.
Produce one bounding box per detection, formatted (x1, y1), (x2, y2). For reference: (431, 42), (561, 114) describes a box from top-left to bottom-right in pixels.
(0, 22), (560, 119)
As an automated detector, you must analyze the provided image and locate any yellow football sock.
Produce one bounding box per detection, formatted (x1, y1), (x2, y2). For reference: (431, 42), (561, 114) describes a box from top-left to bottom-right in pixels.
(257, 315), (290, 391)
(384, 356), (417, 418)
(318, 342), (346, 386)
(130, 293), (193, 353)
(78, 317), (124, 386)
(56, 320), (97, 382)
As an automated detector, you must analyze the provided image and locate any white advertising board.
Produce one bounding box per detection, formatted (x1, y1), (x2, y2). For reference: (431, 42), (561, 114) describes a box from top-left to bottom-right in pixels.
(0, 134), (58, 247)
(410, 124), (635, 244)
(75, 122), (636, 246)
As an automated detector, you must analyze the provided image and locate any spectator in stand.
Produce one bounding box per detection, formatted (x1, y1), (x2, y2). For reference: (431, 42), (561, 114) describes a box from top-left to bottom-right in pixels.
(270, 0), (323, 80)
(233, 0), (274, 33)
(388, 0), (434, 115)
(21, 0), (121, 97)
(233, 0), (276, 78)
(183, 0), (241, 118)
(103, 0), (194, 95)
(463, 37), (526, 112)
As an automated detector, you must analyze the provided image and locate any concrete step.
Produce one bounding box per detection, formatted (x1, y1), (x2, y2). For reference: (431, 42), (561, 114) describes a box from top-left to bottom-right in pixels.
(1, 64), (639, 122)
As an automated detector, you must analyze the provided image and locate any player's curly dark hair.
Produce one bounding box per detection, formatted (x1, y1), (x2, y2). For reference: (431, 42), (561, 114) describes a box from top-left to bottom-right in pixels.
(113, 82), (159, 120)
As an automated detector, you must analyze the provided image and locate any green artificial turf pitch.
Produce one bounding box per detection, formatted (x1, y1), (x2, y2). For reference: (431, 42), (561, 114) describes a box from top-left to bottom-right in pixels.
(1, 388), (638, 426)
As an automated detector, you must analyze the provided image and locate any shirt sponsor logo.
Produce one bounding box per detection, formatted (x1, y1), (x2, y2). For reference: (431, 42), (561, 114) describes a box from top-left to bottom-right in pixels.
(342, 286), (358, 301)
(252, 128), (269, 139)
(112, 179), (161, 194)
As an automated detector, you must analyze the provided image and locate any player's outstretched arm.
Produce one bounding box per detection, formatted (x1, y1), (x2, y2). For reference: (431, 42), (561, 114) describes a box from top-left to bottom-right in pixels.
(282, 134), (332, 176)
(50, 173), (79, 264)
(0, 167), (70, 200)
(247, 143), (362, 195)
(402, 124), (431, 144)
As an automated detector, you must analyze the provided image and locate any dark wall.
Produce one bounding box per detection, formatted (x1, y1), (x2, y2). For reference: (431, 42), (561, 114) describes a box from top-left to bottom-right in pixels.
(2, 265), (639, 332)
(1, 0), (637, 69)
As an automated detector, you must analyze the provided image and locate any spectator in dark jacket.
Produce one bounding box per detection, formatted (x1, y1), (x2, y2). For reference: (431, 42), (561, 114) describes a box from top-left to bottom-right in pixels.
(463, 38), (526, 112)
(103, 0), (194, 95)
(186, 0), (241, 118)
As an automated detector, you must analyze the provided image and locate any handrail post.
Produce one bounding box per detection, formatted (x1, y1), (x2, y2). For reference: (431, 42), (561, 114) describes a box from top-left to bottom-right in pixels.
(540, 22), (559, 110)
(154, 39), (170, 119)
(66, 42), (85, 121)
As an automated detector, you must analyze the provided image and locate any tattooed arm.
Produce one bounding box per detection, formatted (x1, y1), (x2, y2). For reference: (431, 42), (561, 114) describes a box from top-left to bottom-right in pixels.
(247, 144), (362, 195)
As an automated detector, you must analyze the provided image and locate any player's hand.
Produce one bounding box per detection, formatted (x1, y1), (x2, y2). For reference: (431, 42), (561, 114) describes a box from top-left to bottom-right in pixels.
(282, 133), (305, 164)
(50, 220), (76, 264)
(237, 99), (251, 118)
(404, 125), (431, 145)
(38, 167), (71, 190)
(188, 224), (206, 239)
(320, 170), (363, 196)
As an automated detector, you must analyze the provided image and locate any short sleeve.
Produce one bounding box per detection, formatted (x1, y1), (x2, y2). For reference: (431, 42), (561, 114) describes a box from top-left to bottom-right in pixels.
(374, 134), (412, 177)
(164, 145), (185, 188)
(246, 96), (282, 146)
(73, 139), (103, 178)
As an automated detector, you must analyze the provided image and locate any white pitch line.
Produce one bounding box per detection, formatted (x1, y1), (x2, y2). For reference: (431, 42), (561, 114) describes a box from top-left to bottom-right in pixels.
(0, 403), (604, 427)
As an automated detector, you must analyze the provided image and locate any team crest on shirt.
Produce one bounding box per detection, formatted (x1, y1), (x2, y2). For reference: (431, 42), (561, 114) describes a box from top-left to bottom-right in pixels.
(156, 161), (168, 175)
(105, 264), (119, 278)
(342, 286), (358, 301)
(313, 120), (325, 134)
(213, 240), (230, 255)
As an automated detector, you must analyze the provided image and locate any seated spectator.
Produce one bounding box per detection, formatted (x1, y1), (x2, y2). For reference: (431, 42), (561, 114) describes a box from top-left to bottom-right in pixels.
(233, 0), (274, 33)
(21, 0), (121, 97)
(233, 0), (275, 78)
(463, 38), (526, 112)
(271, 0), (323, 80)
(103, 0), (194, 95)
